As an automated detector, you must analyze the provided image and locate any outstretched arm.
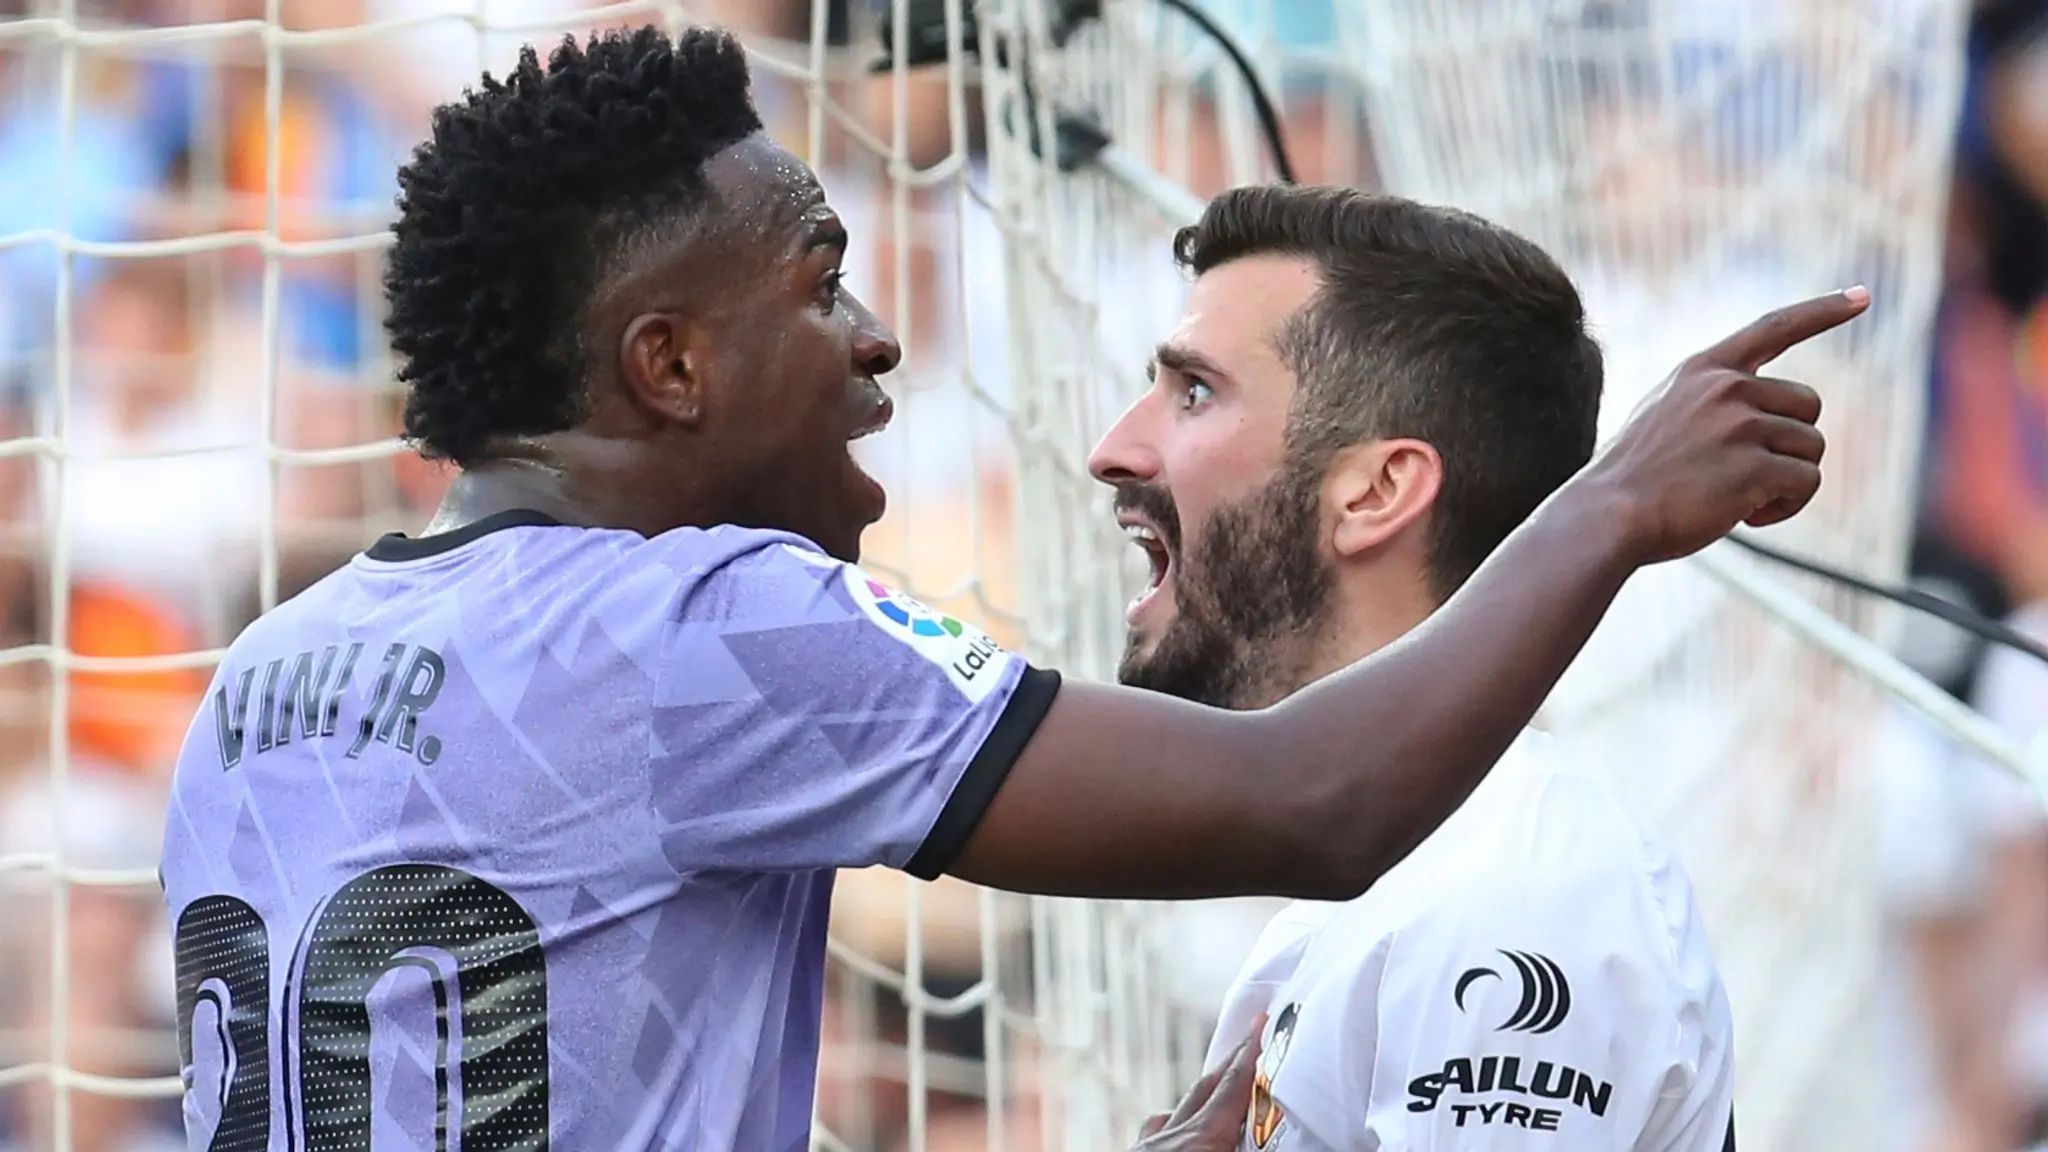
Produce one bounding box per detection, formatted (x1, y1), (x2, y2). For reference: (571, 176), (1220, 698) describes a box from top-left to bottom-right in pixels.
(947, 483), (1632, 898)
(944, 290), (1865, 899)
(648, 292), (1861, 902)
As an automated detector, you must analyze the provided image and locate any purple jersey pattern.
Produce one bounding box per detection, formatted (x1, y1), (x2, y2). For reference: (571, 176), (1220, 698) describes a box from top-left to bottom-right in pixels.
(158, 513), (1051, 1151)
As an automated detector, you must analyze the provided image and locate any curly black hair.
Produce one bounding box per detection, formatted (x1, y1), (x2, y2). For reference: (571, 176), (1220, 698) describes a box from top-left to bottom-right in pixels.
(384, 25), (764, 467)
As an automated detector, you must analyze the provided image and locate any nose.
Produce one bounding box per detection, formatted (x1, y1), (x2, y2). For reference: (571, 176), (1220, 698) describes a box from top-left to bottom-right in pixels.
(849, 295), (903, 378)
(1088, 393), (1164, 489)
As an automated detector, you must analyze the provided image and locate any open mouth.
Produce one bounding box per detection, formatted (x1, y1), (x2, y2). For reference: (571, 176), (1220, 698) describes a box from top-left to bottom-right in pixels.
(1118, 512), (1174, 620)
(848, 377), (893, 442)
(844, 379), (894, 522)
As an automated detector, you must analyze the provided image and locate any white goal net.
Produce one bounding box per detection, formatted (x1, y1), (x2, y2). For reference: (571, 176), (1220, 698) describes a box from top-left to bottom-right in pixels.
(974, 1), (2018, 1151)
(0, 2), (2028, 1152)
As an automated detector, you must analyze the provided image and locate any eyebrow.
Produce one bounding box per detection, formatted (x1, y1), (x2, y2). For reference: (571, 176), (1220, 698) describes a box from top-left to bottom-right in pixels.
(803, 217), (849, 255)
(1149, 341), (1232, 385)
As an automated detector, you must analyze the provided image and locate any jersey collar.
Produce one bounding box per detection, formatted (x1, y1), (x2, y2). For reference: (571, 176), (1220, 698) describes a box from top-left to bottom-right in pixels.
(364, 508), (564, 563)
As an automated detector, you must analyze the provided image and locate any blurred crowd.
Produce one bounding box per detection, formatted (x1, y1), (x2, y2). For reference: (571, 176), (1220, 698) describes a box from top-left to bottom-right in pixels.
(0, 1), (2041, 1150)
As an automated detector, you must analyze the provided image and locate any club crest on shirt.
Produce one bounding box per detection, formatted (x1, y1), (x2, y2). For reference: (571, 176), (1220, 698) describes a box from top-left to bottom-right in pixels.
(1250, 1001), (1301, 1149)
(842, 566), (1014, 703)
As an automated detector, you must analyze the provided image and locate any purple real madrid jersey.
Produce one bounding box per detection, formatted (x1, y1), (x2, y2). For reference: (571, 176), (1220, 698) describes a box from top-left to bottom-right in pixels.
(158, 510), (1057, 1151)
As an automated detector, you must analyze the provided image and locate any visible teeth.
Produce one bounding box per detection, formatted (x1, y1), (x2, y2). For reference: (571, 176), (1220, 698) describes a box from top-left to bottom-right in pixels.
(1123, 523), (1159, 543)
(848, 412), (888, 442)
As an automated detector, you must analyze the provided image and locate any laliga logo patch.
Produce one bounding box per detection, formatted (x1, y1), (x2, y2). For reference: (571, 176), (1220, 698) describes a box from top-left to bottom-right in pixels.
(1250, 1002), (1301, 1149)
(846, 568), (1012, 702)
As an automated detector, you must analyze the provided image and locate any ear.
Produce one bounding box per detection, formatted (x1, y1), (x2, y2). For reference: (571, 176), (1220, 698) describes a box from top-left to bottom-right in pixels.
(1323, 438), (1442, 561)
(618, 311), (709, 428)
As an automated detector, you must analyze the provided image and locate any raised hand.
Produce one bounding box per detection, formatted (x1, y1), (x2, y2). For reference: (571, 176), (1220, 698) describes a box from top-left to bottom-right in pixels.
(1586, 286), (1869, 565)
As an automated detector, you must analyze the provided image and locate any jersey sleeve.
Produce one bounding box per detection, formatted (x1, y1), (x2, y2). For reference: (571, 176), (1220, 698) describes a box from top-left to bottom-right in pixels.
(643, 533), (1059, 877)
(1261, 789), (1735, 1151)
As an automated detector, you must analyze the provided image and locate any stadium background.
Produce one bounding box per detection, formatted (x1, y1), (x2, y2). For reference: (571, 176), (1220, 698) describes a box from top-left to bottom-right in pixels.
(0, 0), (2043, 1150)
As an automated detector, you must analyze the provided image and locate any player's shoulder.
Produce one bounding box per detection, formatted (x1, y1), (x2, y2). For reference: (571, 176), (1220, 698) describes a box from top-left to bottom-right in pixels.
(1499, 731), (1673, 880)
(492, 522), (905, 667)
(487, 518), (832, 601)
(1318, 733), (1708, 986)
(1361, 729), (1669, 900)
(1461, 752), (1716, 1009)
(643, 525), (856, 612)
(216, 519), (843, 696)
(635, 525), (922, 639)
(346, 510), (813, 578)
(1231, 900), (1343, 1000)
(344, 515), (845, 624)
(634, 522), (832, 577)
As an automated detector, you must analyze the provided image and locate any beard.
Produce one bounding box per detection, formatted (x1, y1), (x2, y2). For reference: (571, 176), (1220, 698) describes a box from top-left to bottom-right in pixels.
(1115, 459), (1334, 710)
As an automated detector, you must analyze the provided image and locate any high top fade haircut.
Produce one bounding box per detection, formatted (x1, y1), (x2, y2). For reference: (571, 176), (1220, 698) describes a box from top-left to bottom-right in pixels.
(384, 25), (764, 467)
(1172, 185), (1604, 600)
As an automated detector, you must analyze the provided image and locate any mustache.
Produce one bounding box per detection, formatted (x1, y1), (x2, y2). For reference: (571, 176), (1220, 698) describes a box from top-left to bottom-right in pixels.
(1112, 482), (1182, 553)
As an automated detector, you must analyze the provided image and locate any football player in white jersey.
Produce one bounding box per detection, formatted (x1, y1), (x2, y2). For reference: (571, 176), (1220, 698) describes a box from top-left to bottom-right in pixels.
(1092, 184), (1738, 1151)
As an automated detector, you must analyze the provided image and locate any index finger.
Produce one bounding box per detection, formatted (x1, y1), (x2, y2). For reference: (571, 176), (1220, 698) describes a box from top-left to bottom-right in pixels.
(1172, 1015), (1266, 1127)
(1702, 287), (1870, 373)
(1196, 1025), (1265, 1123)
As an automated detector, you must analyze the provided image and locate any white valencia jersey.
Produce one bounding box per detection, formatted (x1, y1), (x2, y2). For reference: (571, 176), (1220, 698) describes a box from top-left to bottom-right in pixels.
(1203, 731), (1734, 1151)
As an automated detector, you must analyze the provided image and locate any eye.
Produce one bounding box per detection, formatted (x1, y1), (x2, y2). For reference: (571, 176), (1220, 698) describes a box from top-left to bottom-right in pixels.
(817, 269), (846, 312)
(1178, 377), (1216, 410)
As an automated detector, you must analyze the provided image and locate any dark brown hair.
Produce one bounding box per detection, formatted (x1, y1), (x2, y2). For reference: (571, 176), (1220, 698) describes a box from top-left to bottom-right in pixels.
(1174, 185), (1604, 598)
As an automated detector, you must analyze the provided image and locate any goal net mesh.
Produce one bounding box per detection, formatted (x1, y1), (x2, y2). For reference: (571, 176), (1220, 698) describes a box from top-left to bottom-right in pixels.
(972, 0), (1978, 1150)
(0, 1), (1989, 1151)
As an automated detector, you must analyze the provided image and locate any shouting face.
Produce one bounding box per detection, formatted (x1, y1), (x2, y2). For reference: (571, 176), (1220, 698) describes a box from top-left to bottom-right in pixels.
(612, 132), (902, 562)
(1088, 255), (1335, 710)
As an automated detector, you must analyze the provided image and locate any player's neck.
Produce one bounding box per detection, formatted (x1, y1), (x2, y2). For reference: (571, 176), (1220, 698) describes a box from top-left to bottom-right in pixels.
(424, 435), (716, 540)
(1291, 578), (1437, 695)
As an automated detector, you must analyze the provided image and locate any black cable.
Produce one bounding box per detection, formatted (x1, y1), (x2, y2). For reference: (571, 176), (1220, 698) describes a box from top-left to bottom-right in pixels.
(1152, 0), (1296, 183)
(1728, 532), (2048, 668)
(869, 1), (1293, 180)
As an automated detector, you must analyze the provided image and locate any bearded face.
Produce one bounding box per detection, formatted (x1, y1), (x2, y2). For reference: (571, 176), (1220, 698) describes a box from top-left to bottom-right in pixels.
(1113, 457), (1333, 710)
